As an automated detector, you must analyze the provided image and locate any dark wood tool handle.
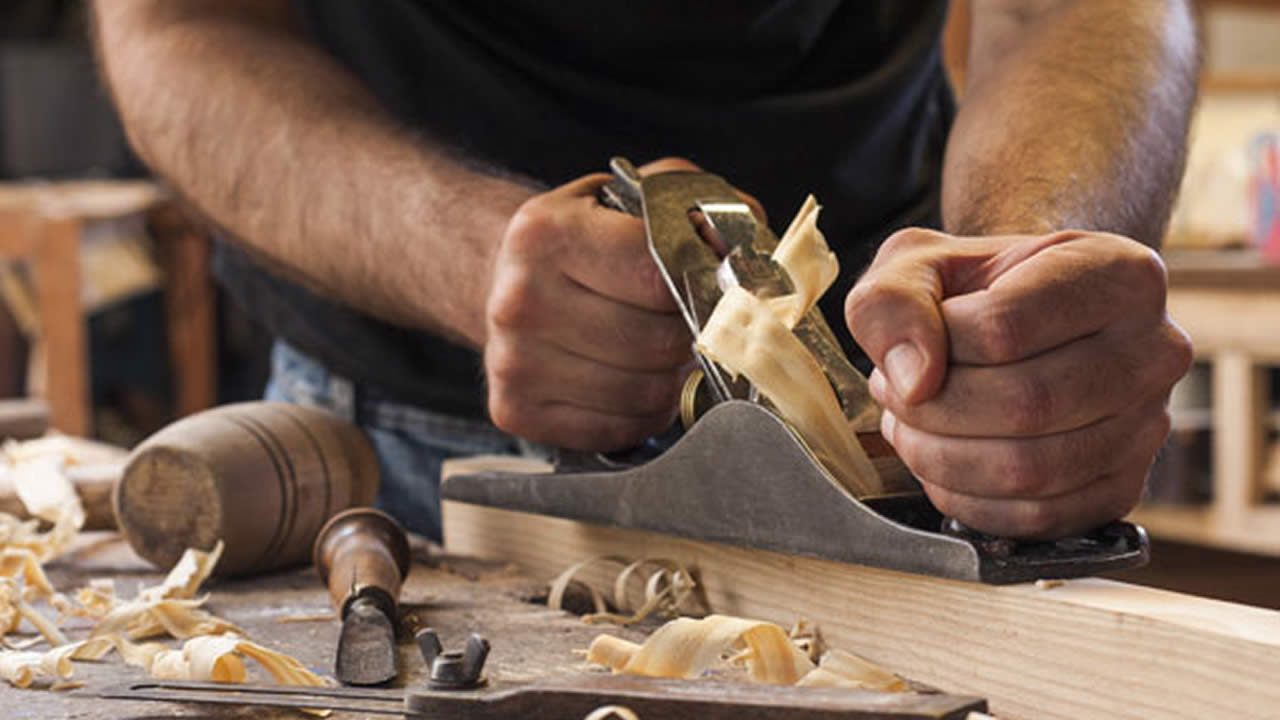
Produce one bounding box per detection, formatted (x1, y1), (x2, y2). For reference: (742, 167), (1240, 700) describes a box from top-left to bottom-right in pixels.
(313, 507), (411, 618)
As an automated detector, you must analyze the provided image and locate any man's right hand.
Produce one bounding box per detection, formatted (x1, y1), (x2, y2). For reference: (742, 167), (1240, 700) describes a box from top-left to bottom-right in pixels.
(484, 168), (696, 451)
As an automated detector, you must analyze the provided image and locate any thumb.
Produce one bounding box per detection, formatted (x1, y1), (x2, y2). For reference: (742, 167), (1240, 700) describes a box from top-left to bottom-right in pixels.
(844, 229), (953, 404)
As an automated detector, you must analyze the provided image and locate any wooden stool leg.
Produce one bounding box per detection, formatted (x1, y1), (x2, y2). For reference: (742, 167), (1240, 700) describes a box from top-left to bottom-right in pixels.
(155, 214), (216, 417)
(36, 217), (89, 436)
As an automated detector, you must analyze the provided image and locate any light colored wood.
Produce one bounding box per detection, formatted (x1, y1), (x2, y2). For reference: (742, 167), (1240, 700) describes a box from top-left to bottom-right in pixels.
(35, 217), (88, 436)
(1130, 504), (1280, 555)
(1211, 353), (1268, 518)
(1145, 273), (1280, 553)
(1168, 288), (1280, 360)
(0, 181), (162, 221)
(442, 492), (1280, 720)
(152, 209), (217, 417)
(116, 402), (379, 575)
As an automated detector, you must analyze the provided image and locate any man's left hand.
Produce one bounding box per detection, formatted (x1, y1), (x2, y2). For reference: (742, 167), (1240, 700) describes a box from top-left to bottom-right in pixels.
(845, 228), (1193, 538)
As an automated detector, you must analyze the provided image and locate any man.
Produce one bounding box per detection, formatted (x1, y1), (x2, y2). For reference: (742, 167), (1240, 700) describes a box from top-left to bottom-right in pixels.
(93, 1), (1196, 541)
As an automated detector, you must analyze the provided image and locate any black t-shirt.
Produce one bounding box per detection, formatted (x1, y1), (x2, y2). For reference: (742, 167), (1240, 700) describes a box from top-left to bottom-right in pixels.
(215, 0), (955, 419)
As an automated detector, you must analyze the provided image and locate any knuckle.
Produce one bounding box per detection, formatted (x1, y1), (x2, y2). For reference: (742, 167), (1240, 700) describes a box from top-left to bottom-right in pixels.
(971, 302), (1023, 364)
(1161, 322), (1195, 383)
(486, 393), (525, 436)
(1122, 245), (1170, 296)
(483, 340), (527, 387)
(844, 281), (901, 332)
(1004, 374), (1054, 434)
(503, 199), (560, 257)
(878, 227), (944, 256)
(487, 271), (538, 330)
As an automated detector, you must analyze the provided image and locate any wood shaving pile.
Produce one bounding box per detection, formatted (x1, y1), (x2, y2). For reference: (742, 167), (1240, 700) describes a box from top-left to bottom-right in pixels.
(0, 436), (328, 690)
(586, 614), (906, 692)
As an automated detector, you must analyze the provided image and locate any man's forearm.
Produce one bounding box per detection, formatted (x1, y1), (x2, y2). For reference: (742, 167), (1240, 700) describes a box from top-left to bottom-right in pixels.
(93, 0), (532, 347)
(942, 0), (1198, 248)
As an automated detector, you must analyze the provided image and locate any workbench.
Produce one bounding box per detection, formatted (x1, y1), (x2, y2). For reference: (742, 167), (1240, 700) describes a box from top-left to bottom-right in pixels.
(11, 531), (651, 720)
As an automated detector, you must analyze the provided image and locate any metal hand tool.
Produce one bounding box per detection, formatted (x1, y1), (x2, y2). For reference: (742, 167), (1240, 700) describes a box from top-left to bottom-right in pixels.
(314, 507), (411, 685)
(444, 158), (1149, 584)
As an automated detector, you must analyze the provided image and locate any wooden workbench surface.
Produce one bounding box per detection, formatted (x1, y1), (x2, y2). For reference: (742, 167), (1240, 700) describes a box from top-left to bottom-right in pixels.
(10, 532), (648, 719)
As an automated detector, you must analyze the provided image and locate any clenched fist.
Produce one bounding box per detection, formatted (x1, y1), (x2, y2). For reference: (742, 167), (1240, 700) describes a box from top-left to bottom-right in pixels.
(845, 229), (1192, 538)
(484, 160), (700, 451)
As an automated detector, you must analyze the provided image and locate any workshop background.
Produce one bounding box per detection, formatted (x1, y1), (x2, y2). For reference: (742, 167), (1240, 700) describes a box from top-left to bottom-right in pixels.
(1, 0), (1278, 603)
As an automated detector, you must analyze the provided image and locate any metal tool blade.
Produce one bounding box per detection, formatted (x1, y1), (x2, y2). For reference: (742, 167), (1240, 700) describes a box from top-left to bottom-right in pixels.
(337, 595), (399, 685)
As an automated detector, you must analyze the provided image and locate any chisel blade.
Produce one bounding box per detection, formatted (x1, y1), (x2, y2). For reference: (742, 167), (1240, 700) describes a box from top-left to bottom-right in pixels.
(336, 596), (398, 686)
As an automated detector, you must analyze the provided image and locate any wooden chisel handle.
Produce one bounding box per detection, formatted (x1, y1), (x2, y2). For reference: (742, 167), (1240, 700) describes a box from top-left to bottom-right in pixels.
(313, 508), (411, 619)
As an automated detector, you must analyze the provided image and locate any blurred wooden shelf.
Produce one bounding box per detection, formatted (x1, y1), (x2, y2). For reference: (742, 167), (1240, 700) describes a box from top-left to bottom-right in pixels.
(1141, 249), (1280, 553)
(1130, 504), (1280, 556)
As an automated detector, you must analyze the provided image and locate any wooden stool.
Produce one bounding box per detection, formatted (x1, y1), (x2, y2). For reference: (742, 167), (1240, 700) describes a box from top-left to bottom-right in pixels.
(0, 181), (215, 435)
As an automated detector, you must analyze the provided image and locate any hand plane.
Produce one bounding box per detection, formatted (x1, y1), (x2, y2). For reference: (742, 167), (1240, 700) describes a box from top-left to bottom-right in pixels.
(443, 157), (1148, 584)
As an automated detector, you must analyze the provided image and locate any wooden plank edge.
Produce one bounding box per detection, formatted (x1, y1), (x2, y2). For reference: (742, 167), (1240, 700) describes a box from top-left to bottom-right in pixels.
(442, 499), (1280, 720)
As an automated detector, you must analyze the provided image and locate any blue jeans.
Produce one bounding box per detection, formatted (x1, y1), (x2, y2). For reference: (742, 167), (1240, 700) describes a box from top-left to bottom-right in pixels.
(264, 340), (523, 541)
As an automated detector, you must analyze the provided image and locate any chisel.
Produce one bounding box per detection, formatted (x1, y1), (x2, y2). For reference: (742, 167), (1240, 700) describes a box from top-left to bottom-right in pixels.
(314, 507), (411, 685)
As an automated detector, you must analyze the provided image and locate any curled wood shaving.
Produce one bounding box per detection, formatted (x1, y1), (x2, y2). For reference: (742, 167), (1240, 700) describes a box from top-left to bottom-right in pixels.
(0, 642), (77, 688)
(143, 540), (224, 602)
(548, 556), (626, 616)
(1, 548), (59, 601)
(12, 459), (84, 530)
(697, 286), (881, 496)
(795, 649), (907, 691)
(587, 614), (813, 685)
(788, 618), (826, 664)
(587, 614), (907, 693)
(86, 539), (236, 641)
(90, 595), (241, 641)
(71, 578), (116, 619)
(548, 556), (698, 625)
(767, 196), (837, 329)
(0, 577), (66, 646)
(584, 706), (641, 720)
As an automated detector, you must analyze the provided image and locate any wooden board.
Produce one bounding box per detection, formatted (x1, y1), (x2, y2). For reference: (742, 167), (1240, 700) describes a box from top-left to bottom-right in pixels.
(442, 471), (1280, 720)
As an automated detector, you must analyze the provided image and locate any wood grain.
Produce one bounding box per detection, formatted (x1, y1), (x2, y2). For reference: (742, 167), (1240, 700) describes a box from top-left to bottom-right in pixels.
(442, 458), (1280, 720)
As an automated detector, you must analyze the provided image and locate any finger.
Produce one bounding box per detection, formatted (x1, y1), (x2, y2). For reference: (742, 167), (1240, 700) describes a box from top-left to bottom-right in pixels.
(550, 286), (693, 372)
(941, 233), (1169, 364)
(486, 336), (685, 418)
(504, 188), (677, 313)
(917, 457), (1150, 539)
(506, 400), (678, 452)
(637, 157), (703, 175)
(880, 401), (1170, 500)
(844, 228), (955, 403)
(488, 264), (691, 372)
(869, 325), (1185, 437)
